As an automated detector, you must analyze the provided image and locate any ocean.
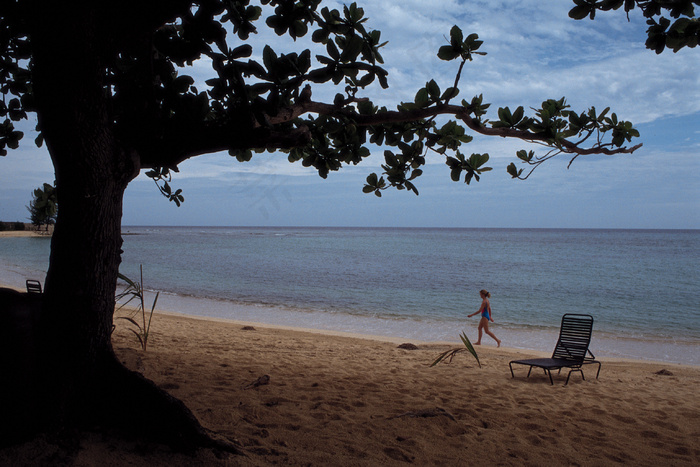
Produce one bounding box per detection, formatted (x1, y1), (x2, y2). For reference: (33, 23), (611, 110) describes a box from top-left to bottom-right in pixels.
(1, 227), (698, 365)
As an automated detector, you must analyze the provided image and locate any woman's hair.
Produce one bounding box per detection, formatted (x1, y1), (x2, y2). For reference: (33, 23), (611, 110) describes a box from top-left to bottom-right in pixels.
(480, 289), (491, 298)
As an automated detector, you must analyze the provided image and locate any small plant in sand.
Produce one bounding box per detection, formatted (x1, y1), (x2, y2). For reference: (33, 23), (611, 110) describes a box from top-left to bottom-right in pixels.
(431, 332), (481, 368)
(115, 265), (158, 351)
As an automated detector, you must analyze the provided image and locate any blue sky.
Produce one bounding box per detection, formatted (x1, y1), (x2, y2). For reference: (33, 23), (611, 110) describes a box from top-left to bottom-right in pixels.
(2, 0), (699, 228)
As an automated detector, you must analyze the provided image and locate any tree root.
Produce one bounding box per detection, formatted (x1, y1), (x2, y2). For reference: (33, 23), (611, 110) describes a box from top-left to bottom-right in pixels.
(94, 356), (247, 456)
(0, 291), (245, 457)
(0, 347), (246, 457)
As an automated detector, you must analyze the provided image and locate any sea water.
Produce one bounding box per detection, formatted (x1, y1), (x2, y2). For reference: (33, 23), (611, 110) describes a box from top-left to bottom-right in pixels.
(1, 227), (698, 365)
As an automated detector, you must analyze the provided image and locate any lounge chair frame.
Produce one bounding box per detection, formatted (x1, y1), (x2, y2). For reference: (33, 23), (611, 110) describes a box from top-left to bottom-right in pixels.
(509, 313), (601, 385)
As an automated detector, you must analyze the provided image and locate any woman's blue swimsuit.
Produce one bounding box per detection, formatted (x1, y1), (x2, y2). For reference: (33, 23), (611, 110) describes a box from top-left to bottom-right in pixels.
(481, 305), (490, 320)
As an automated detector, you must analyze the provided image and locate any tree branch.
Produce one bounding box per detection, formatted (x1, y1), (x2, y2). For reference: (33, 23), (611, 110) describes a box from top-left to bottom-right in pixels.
(138, 123), (313, 169)
(140, 96), (641, 170)
(273, 100), (643, 155)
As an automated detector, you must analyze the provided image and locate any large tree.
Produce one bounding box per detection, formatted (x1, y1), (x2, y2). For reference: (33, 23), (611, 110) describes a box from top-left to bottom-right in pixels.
(1, 0), (641, 454)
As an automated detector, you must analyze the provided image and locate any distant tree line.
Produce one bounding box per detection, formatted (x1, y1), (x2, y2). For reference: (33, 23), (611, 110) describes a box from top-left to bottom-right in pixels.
(0, 183), (57, 232)
(0, 221), (26, 231)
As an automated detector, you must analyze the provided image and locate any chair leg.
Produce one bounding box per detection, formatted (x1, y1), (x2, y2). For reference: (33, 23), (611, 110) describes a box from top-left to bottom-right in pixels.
(582, 361), (602, 380)
(564, 368), (585, 385)
(510, 364), (593, 385)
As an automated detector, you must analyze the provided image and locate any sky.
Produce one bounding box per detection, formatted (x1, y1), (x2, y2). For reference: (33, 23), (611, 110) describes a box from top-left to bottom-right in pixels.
(1, 0), (699, 229)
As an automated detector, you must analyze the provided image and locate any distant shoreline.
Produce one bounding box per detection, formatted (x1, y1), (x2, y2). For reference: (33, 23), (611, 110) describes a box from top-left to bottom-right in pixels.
(4, 225), (698, 237)
(122, 225), (700, 232)
(0, 230), (52, 238)
(0, 222), (53, 237)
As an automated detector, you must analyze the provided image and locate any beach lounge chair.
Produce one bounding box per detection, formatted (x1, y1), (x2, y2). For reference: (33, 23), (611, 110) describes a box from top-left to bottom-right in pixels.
(26, 279), (42, 294)
(509, 313), (601, 385)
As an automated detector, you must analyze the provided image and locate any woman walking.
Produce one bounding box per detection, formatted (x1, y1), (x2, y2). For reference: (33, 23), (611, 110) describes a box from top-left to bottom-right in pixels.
(468, 289), (501, 347)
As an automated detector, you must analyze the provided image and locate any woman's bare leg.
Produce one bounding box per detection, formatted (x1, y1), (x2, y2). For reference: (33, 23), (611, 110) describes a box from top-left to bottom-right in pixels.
(483, 321), (501, 347)
(475, 318), (486, 344)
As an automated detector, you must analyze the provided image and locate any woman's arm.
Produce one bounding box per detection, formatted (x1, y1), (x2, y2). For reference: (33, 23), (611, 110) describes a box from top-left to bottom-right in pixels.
(469, 299), (486, 318)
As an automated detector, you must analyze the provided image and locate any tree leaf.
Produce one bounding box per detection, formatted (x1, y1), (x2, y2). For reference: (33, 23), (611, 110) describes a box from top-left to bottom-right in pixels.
(427, 79), (440, 99)
(437, 45), (459, 61)
(262, 45), (277, 73)
(569, 5), (591, 20)
(340, 35), (364, 62)
(415, 88), (429, 107)
(449, 25), (463, 46)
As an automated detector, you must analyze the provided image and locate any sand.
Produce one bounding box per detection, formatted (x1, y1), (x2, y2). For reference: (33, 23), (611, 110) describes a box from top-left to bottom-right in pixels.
(1, 309), (698, 466)
(0, 230), (51, 238)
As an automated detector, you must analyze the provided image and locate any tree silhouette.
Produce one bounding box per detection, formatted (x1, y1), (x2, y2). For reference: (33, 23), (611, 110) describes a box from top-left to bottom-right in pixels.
(26, 182), (57, 231)
(0, 0), (640, 453)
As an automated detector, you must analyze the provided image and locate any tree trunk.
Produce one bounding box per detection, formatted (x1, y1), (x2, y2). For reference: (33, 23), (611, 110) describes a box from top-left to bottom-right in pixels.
(29, 1), (134, 422)
(3, 2), (243, 454)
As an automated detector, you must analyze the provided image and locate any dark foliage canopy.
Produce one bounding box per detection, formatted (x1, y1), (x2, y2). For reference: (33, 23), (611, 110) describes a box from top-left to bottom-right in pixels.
(569, 0), (699, 54)
(1, 0), (642, 201)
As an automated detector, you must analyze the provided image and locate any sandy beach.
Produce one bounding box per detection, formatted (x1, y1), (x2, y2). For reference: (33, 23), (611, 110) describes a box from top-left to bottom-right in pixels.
(0, 229), (51, 238)
(1, 309), (698, 466)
